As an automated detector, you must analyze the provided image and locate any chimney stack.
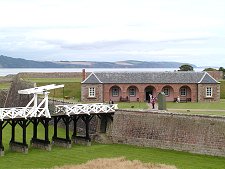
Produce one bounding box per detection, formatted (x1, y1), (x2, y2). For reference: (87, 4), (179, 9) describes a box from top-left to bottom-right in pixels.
(82, 69), (86, 81)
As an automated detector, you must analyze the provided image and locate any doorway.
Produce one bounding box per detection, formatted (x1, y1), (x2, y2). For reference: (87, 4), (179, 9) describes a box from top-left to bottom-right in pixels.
(145, 86), (154, 102)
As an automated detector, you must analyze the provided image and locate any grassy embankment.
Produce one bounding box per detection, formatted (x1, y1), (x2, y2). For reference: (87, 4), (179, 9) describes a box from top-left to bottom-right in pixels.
(25, 78), (82, 102)
(1, 124), (225, 169)
(220, 80), (225, 99)
(0, 82), (10, 90)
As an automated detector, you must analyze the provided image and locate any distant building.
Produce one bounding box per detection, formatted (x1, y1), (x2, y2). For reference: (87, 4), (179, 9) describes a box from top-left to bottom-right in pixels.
(81, 71), (220, 103)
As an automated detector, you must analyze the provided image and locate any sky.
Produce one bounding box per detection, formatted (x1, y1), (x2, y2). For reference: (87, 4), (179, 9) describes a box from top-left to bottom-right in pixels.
(0, 0), (225, 67)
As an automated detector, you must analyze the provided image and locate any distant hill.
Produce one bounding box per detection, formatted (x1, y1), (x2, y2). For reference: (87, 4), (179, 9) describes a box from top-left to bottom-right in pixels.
(0, 55), (197, 68)
(0, 55), (61, 68)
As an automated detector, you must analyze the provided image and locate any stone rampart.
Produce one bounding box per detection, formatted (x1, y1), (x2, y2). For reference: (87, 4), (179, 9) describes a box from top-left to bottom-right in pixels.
(112, 110), (225, 157)
(4, 75), (34, 107)
(0, 90), (8, 108)
(17, 72), (90, 79)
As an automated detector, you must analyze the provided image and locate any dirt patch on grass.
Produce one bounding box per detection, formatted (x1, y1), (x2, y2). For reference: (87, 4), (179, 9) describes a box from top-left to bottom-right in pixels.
(53, 157), (177, 169)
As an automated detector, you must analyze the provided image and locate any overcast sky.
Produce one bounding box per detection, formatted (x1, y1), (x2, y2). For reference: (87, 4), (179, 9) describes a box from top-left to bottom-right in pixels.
(0, 0), (225, 67)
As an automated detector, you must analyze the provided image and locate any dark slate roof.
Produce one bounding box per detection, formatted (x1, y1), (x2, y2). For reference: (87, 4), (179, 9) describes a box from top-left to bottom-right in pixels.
(82, 71), (219, 84)
(199, 73), (220, 84)
(82, 73), (102, 84)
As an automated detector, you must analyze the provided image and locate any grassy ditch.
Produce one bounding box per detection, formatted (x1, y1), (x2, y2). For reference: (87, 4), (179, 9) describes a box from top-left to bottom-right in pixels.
(1, 124), (225, 169)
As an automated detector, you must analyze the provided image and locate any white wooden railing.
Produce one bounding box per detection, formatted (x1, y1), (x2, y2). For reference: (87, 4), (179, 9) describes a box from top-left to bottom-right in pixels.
(55, 103), (118, 116)
(0, 84), (118, 120)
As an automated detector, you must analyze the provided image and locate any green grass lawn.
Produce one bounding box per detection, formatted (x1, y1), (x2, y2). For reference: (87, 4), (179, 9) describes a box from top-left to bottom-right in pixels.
(167, 99), (225, 110)
(219, 80), (225, 99)
(117, 101), (149, 109)
(1, 124), (225, 169)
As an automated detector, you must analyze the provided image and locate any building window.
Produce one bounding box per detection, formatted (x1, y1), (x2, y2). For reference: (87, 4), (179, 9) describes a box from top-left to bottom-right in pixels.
(180, 88), (186, 96)
(206, 87), (212, 97)
(129, 88), (136, 96)
(163, 88), (169, 96)
(89, 87), (95, 97)
(112, 87), (119, 96)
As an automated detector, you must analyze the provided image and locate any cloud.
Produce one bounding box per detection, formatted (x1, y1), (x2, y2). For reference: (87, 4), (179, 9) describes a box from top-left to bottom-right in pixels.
(0, 0), (225, 67)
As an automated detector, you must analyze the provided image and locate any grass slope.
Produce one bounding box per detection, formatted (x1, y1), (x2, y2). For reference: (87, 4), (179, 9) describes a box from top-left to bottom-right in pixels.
(0, 82), (11, 89)
(25, 78), (81, 101)
(1, 124), (225, 169)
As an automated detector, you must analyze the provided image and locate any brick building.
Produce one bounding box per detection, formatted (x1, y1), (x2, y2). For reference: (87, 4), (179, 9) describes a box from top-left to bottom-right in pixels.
(81, 71), (220, 103)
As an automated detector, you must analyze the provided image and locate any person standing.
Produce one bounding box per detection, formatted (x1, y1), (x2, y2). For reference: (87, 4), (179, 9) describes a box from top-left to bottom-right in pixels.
(109, 99), (114, 104)
(151, 96), (156, 109)
(176, 96), (180, 103)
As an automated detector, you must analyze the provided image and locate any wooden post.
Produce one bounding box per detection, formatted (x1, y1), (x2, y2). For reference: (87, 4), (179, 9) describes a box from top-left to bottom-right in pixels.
(65, 117), (70, 141)
(0, 121), (4, 152)
(44, 119), (49, 142)
(22, 120), (27, 145)
(10, 120), (16, 143)
(53, 116), (58, 139)
(33, 119), (38, 140)
(72, 116), (79, 138)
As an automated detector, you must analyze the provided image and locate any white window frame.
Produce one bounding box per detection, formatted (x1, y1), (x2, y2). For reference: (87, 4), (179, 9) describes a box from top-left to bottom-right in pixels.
(88, 87), (95, 97)
(180, 88), (186, 96)
(163, 88), (169, 96)
(129, 88), (136, 97)
(206, 87), (213, 97)
(112, 87), (119, 97)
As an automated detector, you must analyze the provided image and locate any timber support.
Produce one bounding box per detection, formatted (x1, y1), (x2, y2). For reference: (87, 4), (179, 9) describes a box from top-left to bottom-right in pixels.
(9, 119), (29, 154)
(52, 116), (72, 148)
(72, 115), (94, 146)
(30, 118), (51, 151)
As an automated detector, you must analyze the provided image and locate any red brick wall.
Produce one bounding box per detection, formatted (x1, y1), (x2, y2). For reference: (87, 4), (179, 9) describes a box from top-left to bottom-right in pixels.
(103, 83), (198, 102)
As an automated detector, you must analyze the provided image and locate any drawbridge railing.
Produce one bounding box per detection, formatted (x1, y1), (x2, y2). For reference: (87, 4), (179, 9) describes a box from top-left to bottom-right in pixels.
(0, 84), (118, 121)
(55, 103), (118, 116)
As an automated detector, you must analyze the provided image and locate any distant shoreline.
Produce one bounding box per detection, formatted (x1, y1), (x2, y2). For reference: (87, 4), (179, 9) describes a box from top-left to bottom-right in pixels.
(0, 67), (205, 76)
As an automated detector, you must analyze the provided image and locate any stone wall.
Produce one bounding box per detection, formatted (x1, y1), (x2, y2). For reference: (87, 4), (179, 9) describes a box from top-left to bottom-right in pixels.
(0, 90), (8, 107)
(81, 84), (104, 102)
(112, 110), (225, 157)
(198, 84), (220, 102)
(4, 75), (34, 107)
